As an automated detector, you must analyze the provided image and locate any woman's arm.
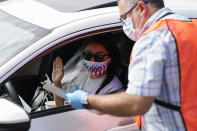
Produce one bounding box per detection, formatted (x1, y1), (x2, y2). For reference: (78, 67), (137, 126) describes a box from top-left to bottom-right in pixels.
(54, 96), (64, 107)
(52, 57), (64, 106)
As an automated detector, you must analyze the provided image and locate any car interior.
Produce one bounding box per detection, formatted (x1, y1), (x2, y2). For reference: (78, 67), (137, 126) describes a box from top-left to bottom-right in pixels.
(0, 30), (134, 113)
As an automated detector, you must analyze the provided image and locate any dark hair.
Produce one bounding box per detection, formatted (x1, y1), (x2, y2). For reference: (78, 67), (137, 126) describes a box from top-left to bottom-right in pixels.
(146, 0), (164, 8)
(123, 0), (164, 9)
(82, 34), (121, 94)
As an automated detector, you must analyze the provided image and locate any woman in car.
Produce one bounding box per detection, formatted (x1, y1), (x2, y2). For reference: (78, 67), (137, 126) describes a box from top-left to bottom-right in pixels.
(52, 35), (123, 106)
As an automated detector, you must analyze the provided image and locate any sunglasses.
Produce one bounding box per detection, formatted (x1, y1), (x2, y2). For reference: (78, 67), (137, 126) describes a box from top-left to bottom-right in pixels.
(82, 51), (109, 62)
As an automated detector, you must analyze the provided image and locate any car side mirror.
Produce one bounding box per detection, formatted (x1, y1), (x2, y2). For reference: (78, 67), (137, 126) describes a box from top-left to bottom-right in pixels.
(0, 98), (30, 131)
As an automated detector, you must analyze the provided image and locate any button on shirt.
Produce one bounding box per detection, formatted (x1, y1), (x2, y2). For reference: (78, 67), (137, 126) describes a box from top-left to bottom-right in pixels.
(126, 8), (190, 131)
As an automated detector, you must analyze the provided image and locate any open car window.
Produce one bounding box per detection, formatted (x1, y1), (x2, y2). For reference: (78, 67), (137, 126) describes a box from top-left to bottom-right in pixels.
(0, 30), (133, 115)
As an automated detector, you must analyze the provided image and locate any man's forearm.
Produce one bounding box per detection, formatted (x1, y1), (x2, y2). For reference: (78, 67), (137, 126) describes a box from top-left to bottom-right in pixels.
(88, 92), (155, 116)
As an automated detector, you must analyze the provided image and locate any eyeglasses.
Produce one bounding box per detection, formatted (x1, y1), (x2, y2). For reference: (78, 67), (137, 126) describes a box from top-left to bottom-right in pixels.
(82, 51), (109, 62)
(120, 3), (137, 21)
(120, 1), (148, 25)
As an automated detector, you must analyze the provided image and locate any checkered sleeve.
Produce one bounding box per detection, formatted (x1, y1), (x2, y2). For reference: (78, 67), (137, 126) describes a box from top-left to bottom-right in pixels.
(126, 32), (169, 96)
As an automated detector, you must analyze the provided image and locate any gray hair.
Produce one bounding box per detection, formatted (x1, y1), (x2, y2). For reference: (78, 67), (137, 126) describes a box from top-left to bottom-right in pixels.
(123, 0), (165, 9)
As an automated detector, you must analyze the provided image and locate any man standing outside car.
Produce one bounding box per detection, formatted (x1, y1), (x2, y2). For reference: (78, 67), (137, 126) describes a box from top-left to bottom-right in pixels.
(63, 0), (197, 130)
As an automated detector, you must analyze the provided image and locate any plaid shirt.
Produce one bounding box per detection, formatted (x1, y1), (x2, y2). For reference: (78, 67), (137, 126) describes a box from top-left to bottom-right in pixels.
(126, 8), (190, 131)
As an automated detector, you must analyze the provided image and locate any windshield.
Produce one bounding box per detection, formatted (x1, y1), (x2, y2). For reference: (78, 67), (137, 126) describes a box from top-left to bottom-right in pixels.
(0, 10), (50, 66)
(35, 0), (117, 12)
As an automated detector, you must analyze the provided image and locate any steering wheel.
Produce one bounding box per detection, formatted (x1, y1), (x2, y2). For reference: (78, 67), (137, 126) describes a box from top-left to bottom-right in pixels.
(4, 81), (23, 107)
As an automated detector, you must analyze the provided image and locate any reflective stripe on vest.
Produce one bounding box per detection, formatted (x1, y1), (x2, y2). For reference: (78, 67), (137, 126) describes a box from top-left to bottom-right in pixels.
(131, 19), (197, 130)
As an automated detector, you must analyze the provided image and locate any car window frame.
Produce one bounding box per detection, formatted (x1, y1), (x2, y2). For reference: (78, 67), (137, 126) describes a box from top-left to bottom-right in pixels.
(30, 27), (123, 118)
(0, 24), (123, 119)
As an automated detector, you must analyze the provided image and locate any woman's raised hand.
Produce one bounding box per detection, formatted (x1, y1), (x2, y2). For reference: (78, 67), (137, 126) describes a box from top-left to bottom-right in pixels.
(52, 57), (64, 87)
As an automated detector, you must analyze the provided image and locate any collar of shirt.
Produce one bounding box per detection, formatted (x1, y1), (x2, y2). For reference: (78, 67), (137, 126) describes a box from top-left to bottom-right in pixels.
(141, 7), (190, 34)
(141, 7), (172, 34)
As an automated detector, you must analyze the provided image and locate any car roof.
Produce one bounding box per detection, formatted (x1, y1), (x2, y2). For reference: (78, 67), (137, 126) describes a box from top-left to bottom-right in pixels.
(34, 0), (117, 12)
(0, 0), (119, 30)
(0, 0), (197, 30)
(165, 0), (197, 8)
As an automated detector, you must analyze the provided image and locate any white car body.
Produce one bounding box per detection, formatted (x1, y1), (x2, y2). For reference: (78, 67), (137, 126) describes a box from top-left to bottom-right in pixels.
(0, 0), (197, 131)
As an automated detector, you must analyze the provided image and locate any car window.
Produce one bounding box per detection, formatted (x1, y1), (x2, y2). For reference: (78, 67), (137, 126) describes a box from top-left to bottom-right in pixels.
(0, 10), (50, 66)
(0, 30), (133, 116)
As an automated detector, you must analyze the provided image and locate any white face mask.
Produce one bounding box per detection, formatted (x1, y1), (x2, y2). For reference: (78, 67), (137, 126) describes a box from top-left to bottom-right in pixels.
(123, 15), (144, 41)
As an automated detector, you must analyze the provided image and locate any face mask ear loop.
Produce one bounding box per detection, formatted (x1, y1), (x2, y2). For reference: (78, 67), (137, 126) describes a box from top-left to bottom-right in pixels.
(106, 58), (112, 65)
(138, 14), (145, 30)
(133, 2), (144, 30)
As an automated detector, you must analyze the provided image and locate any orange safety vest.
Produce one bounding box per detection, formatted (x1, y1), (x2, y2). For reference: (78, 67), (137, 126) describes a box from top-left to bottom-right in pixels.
(130, 19), (197, 130)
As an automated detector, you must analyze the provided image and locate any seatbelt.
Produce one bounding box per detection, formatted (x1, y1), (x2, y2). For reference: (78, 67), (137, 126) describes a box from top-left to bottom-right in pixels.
(95, 76), (114, 94)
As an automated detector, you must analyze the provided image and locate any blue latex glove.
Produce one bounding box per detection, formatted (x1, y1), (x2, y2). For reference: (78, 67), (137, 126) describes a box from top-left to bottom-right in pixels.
(63, 90), (88, 109)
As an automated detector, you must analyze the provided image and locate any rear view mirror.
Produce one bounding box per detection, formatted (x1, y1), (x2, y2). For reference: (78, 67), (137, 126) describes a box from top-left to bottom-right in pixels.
(0, 98), (30, 131)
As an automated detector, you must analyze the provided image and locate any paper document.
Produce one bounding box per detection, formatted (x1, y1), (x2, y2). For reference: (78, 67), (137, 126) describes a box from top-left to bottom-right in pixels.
(42, 78), (65, 99)
(42, 76), (101, 114)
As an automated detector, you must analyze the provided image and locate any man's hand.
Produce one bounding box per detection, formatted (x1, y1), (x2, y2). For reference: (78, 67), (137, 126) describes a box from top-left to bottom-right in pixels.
(63, 90), (88, 109)
(52, 57), (64, 87)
